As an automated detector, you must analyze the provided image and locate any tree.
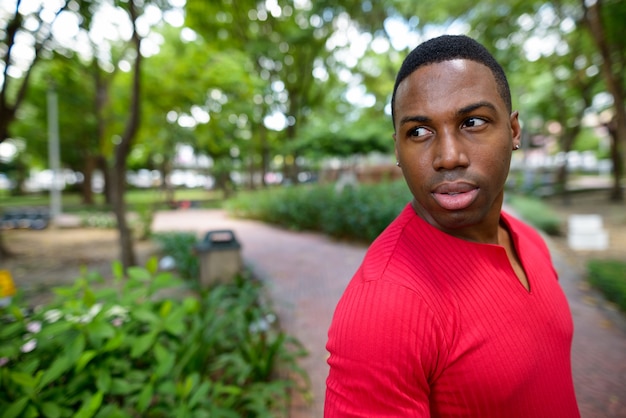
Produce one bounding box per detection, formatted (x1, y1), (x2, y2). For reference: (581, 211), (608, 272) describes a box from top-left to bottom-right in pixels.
(0, 0), (69, 144)
(138, 23), (265, 198)
(108, 0), (144, 269)
(582, 0), (626, 201)
(185, 0), (392, 185)
(11, 54), (101, 199)
(0, 0), (69, 260)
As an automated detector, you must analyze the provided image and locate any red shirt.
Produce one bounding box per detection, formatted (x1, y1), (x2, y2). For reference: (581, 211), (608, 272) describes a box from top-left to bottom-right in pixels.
(325, 204), (580, 417)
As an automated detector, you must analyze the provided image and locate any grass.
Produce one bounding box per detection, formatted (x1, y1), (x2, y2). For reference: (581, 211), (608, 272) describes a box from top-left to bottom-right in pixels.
(0, 188), (222, 212)
(587, 259), (626, 312)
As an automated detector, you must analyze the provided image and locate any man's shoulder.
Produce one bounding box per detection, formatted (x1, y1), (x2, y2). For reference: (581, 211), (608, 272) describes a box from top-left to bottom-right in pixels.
(358, 204), (442, 288)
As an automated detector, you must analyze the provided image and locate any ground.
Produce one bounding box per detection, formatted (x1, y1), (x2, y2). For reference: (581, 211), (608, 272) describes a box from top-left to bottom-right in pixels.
(2, 228), (159, 306)
(543, 189), (626, 274)
(2, 189), (625, 308)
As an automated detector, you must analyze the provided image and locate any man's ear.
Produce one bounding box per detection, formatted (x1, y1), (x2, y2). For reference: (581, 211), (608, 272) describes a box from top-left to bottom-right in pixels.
(510, 111), (521, 145)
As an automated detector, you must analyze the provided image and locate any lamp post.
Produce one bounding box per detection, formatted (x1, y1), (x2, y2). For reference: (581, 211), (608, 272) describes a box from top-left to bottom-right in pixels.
(47, 83), (62, 222)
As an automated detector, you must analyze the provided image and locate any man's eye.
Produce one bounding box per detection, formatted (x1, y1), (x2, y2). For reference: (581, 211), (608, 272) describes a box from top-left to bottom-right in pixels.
(463, 117), (486, 128)
(408, 126), (431, 137)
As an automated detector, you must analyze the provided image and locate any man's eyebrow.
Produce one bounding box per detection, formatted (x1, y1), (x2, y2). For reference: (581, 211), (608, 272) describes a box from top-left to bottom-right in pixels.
(398, 101), (498, 126)
(458, 101), (497, 116)
(399, 115), (430, 126)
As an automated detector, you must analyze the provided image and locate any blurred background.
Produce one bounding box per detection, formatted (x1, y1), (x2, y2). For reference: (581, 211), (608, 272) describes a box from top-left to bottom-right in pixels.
(0, 0), (625, 263)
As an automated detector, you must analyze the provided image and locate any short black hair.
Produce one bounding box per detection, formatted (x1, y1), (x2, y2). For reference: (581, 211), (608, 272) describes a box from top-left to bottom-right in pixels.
(391, 35), (512, 128)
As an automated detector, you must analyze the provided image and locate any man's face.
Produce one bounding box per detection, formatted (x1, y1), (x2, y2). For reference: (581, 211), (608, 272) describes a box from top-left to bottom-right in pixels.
(393, 59), (521, 242)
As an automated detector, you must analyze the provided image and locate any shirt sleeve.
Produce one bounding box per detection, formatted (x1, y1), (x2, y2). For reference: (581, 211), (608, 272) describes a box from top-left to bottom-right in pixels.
(325, 277), (447, 417)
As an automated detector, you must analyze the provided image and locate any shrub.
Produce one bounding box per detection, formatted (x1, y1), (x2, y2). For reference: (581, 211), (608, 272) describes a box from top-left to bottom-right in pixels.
(152, 232), (199, 280)
(79, 212), (117, 229)
(587, 259), (626, 312)
(0, 259), (308, 417)
(505, 194), (563, 236)
(226, 181), (411, 243)
(130, 204), (156, 241)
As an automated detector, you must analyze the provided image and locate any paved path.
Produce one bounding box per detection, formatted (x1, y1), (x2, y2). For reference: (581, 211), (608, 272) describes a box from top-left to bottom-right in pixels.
(153, 209), (626, 417)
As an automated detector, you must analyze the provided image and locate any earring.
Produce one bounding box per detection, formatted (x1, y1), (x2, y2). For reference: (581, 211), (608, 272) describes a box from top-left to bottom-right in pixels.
(514, 144), (520, 150)
(396, 161), (401, 167)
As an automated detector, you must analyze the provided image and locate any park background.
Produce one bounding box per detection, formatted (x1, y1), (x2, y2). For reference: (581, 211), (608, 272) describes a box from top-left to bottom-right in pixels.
(1, 0), (625, 417)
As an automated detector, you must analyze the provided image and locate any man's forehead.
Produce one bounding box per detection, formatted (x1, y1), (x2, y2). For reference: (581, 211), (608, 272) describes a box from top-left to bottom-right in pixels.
(396, 59), (496, 94)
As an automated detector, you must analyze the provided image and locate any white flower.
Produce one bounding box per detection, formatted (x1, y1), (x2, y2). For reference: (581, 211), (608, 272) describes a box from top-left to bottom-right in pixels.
(68, 303), (104, 324)
(44, 309), (63, 323)
(249, 318), (270, 333)
(65, 314), (79, 323)
(265, 313), (277, 324)
(86, 303), (103, 320)
(21, 339), (37, 353)
(26, 321), (42, 334)
(106, 305), (129, 320)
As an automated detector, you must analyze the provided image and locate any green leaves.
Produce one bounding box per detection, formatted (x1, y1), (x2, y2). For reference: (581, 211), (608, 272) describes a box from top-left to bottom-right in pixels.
(38, 356), (72, 389)
(227, 180), (411, 243)
(1, 396), (29, 418)
(0, 260), (307, 417)
(74, 391), (103, 418)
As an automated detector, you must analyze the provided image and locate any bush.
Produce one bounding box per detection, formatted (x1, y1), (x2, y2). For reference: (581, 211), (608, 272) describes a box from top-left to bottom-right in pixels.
(78, 208), (154, 241)
(587, 259), (626, 312)
(505, 194), (563, 236)
(227, 184), (568, 240)
(0, 259), (308, 417)
(152, 232), (200, 279)
(226, 181), (411, 243)
(79, 212), (117, 229)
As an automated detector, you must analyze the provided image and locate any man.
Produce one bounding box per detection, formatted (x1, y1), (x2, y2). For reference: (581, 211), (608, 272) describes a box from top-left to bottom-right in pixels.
(325, 35), (580, 417)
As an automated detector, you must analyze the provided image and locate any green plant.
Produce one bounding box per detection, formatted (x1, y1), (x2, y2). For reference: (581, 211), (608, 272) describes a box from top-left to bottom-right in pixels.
(0, 259), (309, 417)
(78, 212), (117, 229)
(587, 259), (626, 312)
(152, 232), (199, 279)
(226, 181), (411, 243)
(505, 194), (563, 236)
(130, 204), (155, 240)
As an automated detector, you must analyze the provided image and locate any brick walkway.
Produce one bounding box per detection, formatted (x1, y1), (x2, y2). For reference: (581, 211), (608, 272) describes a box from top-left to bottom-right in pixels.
(152, 209), (626, 417)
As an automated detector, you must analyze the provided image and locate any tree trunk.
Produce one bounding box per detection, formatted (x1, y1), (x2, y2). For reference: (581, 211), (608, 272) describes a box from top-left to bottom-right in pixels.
(0, 231), (14, 261)
(95, 155), (112, 206)
(160, 158), (175, 205)
(260, 125), (270, 187)
(112, 0), (142, 270)
(584, 0), (625, 202)
(81, 155), (97, 205)
(556, 127), (580, 205)
(606, 117), (624, 201)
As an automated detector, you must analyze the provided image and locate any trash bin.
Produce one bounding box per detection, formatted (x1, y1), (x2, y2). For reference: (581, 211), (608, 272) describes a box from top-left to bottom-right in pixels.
(194, 230), (242, 287)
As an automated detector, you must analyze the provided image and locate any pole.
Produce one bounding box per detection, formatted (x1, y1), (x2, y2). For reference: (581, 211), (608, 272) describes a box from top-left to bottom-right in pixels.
(47, 84), (62, 221)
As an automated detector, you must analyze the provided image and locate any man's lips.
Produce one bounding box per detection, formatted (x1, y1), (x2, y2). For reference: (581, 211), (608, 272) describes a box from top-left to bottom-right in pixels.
(431, 182), (479, 211)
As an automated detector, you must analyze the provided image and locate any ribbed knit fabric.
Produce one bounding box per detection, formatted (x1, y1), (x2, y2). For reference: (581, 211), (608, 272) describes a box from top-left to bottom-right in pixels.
(325, 203), (580, 417)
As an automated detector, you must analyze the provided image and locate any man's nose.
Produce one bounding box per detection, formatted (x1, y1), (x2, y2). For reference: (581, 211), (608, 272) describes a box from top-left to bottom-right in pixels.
(432, 128), (469, 170)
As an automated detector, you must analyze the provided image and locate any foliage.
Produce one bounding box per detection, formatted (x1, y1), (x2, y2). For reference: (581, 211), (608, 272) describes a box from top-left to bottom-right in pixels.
(587, 259), (626, 312)
(79, 212), (118, 229)
(132, 203), (156, 240)
(226, 181), (411, 243)
(572, 128), (607, 157)
(505, 193), (562, 233)
(0, 189), (218, 213)
(152, 232), (200, 280)
(76, 207), (152, 240)
(0, 259), (308, 417)
(505, 194), (563, 236)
